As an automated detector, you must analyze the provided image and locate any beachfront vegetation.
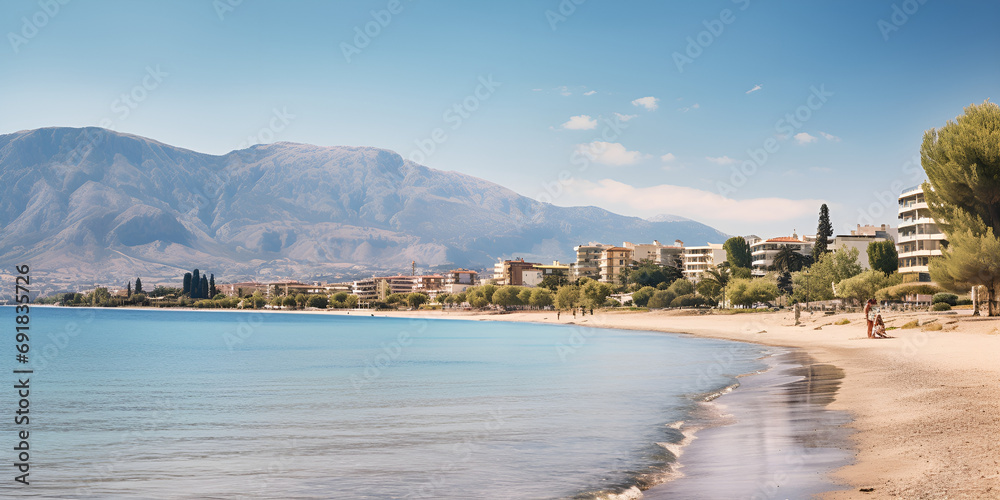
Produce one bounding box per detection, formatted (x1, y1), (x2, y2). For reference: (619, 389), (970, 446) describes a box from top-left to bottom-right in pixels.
(813, 203), (833, 261)
(932, 293), (959, 306)
(922, 101), (1000, 315)
(619, 259), (681, 290)
(867, 240), (898, 275)
(836, 269), (902, 304)
(723, 236), (752, 270)
(727, 278), (779, 308)
(790, 247), (863, 303)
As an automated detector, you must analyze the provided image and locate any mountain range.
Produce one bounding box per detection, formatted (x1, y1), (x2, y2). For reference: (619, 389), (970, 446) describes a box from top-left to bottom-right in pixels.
(0, 127), (728, 293)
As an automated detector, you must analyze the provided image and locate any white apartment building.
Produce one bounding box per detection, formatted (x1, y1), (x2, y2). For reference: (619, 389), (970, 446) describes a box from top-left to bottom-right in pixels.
(682, 243), (726, 282)
(750, 236), (813, 276)
(571, 243), (611, 280)
(897, 185), (946, 281)
(830, 225), (895, 270)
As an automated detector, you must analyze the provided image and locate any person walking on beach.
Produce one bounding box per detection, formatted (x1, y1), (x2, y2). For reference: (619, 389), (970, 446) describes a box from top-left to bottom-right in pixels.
(864, 298), (876, 338)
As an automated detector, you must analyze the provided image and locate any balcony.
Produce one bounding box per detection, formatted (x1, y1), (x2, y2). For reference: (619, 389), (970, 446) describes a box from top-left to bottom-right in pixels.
(898, 249), (942, 259)
(896, 232), (945, 243)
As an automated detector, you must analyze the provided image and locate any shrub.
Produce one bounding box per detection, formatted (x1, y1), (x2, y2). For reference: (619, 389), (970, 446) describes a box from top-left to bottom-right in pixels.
(901, 320), (920, 329)
(932, 293), (958, 306)
(923, 323), (944, 331)
(670, 293), (706, 308)
(932, 302), (952, 311)
(648, 290), (675, 308)
(956, 298), (972, 306)
(834, 319), (850, 325)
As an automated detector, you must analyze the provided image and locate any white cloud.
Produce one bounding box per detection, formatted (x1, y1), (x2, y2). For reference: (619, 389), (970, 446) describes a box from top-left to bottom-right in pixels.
(661, 153), (677, 163)
(583, 90), (597, 96)
(532, 88), (542, 92)
(705, 155), (737, 165)
(794, 132), (818, 144)
(614, 113), (638, 122)
(560, 115), (598, 130)
(745, 84), (763, 94)
(562, 178), (824, 224)
(679, 103), (700, 112)
(631, 96), (659, 111)
(557, 86), (572, 96)
(575, 141), (647, 166)
(820, 131), (841, 142)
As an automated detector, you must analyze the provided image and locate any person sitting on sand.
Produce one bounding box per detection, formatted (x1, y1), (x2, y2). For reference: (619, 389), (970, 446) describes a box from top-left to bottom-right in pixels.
(864, 298), (876, 338)
(872, 311), (892, 338)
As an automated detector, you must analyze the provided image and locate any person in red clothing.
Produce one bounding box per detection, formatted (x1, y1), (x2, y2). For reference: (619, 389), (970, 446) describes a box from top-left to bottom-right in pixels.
(864, 298), (876, 338)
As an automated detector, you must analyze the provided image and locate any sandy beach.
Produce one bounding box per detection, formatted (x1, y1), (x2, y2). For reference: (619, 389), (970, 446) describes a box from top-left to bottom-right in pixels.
(338, 306), (1000, 499)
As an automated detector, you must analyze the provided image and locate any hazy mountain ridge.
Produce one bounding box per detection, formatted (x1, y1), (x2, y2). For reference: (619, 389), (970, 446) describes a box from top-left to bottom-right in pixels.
(0, 127), (728, 292)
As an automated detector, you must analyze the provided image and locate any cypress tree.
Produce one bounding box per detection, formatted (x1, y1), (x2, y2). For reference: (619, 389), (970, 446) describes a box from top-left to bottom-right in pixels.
(192, 269), (201, 298)
(813, 204), (833, 262)
(135, 277), (143, 294)
(209, 274), (216, 297)
(127, 281), (132, 297)
(183, 272), (192, 295)
(200, 276), (209, 299)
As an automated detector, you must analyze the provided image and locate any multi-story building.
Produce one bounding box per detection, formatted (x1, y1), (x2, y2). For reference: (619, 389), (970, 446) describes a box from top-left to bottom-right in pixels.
(830, 225), (895, 270)
(493, 258), (542, 286)
(599, 247), (634, 284)
(571, 243), (611, 281)
(897, 185), (946, 281)
(623, 240), (685, 268)
(445, 269), (478, 286)
(682, 243), (726, 282)
(750, 236), (814, 276)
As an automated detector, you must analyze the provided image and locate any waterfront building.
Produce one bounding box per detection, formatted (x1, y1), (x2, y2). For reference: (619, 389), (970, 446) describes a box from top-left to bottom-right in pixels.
(897, 185), (946, 281)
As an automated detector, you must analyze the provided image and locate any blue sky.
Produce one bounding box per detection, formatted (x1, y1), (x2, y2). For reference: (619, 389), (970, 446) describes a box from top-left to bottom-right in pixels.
(2, 0), (998, 238)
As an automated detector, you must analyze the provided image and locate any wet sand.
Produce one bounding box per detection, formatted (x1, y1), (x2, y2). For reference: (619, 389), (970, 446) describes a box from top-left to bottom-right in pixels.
(645, 350), (852, 499)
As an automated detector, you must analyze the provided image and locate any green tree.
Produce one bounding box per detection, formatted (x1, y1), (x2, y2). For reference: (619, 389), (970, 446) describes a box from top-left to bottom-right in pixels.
(813, 204), (833, 261)
(696, 279), (721, 302)
(251, 291), (265, 309)
(480, 284), (498, 303)
(647, 290), (674, 308)
(791, 247), (863, 303)
(517, 288), (533, 306)
(621, 260), (681, 289)
(836, 270), (902, 304)
(192, 269), (201, 298)
(134, 277), (144, 294)
(126, 280), (132, 297)
(580, 280), (614, 308)
(529, 287), (554, 308)
(435, 293), (451, 306)
(724, 236), (752, 269)
(667, 279), (694, 297)
(866, 240), (898, 275)
(183, 272), (192, 295)
(282, 296), (297, 308)
(772, 246), (810, 273)
(345, 295), (359, 308)
(922, 101), (1000, 314)
(539, 274), (569, 291)
(200, 276), (209, 300)
(386, 293), (404, 305)
(554, 285), (580, 309)
(307, 295), (329, 308)
(294, 293), (307, 309)
(491, 286), (522, 308)
(209, 274), (216, 297)
(631, 286), (657, 307)
(702, 265), (732, 307)
(406, 292), (429, 308)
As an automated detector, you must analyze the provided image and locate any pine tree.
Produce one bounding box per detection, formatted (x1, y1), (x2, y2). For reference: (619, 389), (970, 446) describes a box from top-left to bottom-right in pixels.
(813, 204), (833, 262)
(183, 272), (192, 295)
(192, 269), (201, 298)
(127, 281), (132, 297)
(209, 274), (216, 297)
(134, 277), (143, 294)
(200, 276), (209, 299)
(723, 236), (752, 269)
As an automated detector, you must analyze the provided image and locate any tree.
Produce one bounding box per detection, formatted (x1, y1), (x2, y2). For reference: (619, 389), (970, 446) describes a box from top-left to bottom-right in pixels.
(667, 279), (694, 297)
(539, 274), (568, 291)
(621, 260), (681, 289)
(836, 270), (902, 304)
(404, 292), (428, 308)
(554, 285), (580, 309)
(307, 295), (329, 309)
(134, 277), (143, 294)
(647, 290), (674, 309)
(813, 204), (833, 261)
(776, 271), (793, 295)
(209, 274), (216, 297)
(529, 288), (554, 308)
(632, 286), (657, 307)
(192, 269), (201, 298)
(251, 291), (266, 309)
(282, 296), (297, 308)
(480, 284), (498, 303)
(580, 280), (614, 308)
(126, 281), (133, 297)
(724, 236), (752, 270)
(183, 273), (192, 295)
(345, 294), (359, 308)
(728, 278), (779, 308)
(791, 247), (863, 303)
(200, 276), (209, 300)
(386, 293), (404, 305)
(772, 246), (810, 273)
(517, 288), (533, 306)
(866, 240), (898, 275)
(696, 279), (722, 303)
(922, 101), (1000, 314)
(492, 286), (522, 308)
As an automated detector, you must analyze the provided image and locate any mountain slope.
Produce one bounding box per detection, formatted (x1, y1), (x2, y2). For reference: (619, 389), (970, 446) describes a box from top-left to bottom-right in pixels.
(0, 127), (728, 291)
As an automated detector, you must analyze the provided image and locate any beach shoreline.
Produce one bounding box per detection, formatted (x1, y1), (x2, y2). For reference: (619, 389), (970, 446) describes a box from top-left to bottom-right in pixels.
(31, 304), (1000, 498)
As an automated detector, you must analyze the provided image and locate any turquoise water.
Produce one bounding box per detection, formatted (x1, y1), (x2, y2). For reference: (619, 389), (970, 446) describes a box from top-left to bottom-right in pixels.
(1, 307), (769, 499)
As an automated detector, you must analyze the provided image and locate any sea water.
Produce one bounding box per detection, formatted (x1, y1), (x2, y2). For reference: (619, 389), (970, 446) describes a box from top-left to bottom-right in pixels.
(1, 307), (771, 499)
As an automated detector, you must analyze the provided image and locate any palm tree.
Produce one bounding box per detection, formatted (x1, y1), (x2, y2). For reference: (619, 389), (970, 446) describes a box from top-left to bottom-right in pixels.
(703, 264), (732, 308)
(772, 246), (806, 273)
